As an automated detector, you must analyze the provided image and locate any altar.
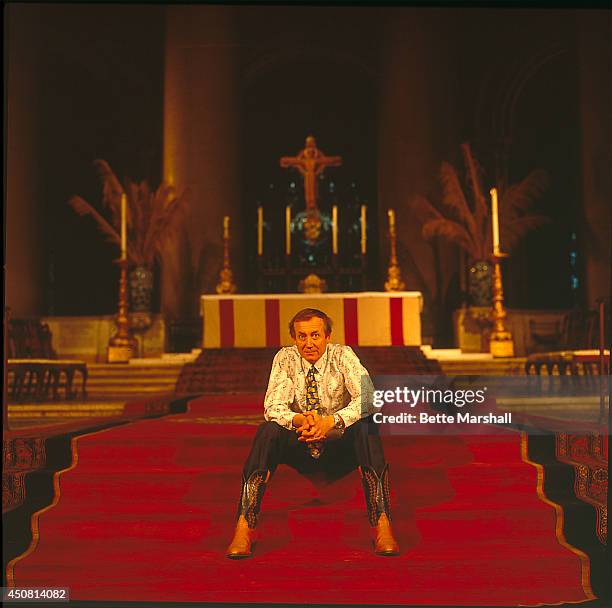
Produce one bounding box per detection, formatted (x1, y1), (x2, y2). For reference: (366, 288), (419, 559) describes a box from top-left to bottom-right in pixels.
(200, 292), (423, 348)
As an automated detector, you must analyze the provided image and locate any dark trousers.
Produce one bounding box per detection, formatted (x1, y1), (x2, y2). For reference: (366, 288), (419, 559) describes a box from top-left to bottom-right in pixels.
(242, 415), (387, 482)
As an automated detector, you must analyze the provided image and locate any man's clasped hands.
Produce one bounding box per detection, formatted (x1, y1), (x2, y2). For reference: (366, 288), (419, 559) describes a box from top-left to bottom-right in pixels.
(292, 412), (339, 442)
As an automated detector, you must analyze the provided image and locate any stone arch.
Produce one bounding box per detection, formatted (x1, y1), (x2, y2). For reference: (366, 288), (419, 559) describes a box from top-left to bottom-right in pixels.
(473, 41), (569, 186)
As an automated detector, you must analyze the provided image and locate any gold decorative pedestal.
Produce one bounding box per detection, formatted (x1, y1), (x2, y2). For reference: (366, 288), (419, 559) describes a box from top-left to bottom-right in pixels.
(298, 273), (327, 293)
(107, 259), (137, 363)
(489, 253), (514, 358)
(454, 306), (493, 353)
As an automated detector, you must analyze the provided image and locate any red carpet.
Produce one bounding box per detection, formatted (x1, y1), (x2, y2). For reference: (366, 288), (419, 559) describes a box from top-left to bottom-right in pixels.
(8, 394), (595, 605)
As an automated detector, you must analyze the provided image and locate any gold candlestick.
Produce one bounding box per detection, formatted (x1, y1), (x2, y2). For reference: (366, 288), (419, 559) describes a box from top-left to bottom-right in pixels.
(120, 193), (127, 261)
(216, 215), (237, 294)
(285, 206), (292, 256)
(257, 206), (263, 256)
(360, 204), (367, 255)
(489, 252), (514, 357)
(332, 205), (338, 255)
(490, 187), (500, 256)
(384, 208), (405, 292)
(107, 258), (137, 363)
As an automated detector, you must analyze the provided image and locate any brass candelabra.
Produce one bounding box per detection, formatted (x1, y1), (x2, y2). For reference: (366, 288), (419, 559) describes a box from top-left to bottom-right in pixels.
(489, 252), (514, 357)
(216, 216), (237, 294)
(107, 258), (137, 363)
(384, 209), (405, 292)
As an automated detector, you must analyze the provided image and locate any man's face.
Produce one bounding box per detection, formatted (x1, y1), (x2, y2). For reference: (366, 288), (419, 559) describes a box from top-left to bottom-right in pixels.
(293, 316), (330, 364)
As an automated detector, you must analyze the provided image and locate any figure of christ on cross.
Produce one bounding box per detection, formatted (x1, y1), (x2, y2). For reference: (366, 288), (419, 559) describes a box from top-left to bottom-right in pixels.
(280, 136), (342, 216)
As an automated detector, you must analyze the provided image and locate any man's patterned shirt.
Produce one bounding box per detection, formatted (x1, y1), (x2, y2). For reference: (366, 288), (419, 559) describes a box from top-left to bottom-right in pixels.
(263, 344), (375, 430)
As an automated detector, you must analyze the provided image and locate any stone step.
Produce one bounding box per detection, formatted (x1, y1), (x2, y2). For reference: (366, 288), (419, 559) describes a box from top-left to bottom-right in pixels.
(87, 387), (175, 395)
(88, 369), (181, 377)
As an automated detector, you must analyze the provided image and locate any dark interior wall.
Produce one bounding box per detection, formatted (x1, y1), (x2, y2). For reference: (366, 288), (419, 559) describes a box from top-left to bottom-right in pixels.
(478, 9), (582, 311)
(576, 10), (611, 307)
(6, 6), (44, 318)
(6, 5), (607, 322)
(7, 4), (164, 316)
(507, 48), (581, 309)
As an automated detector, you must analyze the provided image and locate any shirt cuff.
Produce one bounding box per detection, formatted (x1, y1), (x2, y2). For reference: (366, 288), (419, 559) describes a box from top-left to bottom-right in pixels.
(264, 406), (295, 430)
(334, 404), (362, 428)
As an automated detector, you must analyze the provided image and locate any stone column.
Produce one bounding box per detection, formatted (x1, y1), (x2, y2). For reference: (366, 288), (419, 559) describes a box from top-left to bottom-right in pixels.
(6, 6), (45, 317)
(377, 9), (458, 343)
(163, 5), (242, 319)
(577, 12), (611, 307)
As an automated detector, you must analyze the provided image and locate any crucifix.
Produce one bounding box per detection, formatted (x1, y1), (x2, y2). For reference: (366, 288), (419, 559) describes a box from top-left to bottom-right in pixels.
(280, 136), (342, 242)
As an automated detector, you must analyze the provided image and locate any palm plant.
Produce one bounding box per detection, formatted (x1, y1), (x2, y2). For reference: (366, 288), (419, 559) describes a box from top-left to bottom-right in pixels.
(69, 159), (186, 268)
(412, 143), (549, 262)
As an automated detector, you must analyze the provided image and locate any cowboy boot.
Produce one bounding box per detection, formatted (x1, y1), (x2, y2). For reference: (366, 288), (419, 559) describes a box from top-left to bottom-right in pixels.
(360, 464), (400, 556)
(226, 469), (269, 559)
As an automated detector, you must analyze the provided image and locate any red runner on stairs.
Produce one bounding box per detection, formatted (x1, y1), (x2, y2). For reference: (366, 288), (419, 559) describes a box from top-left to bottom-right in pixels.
(8, 394), (595, 605)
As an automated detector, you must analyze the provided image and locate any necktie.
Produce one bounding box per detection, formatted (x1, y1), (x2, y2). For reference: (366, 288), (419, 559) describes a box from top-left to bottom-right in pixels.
(305, 366), (323, 459)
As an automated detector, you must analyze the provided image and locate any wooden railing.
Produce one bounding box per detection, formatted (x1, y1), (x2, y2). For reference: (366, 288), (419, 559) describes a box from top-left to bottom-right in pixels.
(6, 317), (88, 402)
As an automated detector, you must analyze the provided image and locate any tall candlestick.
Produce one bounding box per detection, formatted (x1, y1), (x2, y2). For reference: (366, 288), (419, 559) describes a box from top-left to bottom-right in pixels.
(360, 204), (367, 255)
(216, 214), (236, 294)
(120, 193), (127, 261)
(332, 205), (338, 255)
(285, 205), (291, 256)
(107, 257), (137, 362)
(490, 187), (500, 255)
(384, 207), (405, 292)
(257, 206), (263, 256)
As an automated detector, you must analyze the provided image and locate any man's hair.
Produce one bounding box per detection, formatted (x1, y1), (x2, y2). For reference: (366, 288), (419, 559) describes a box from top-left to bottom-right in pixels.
(288, 308), (333, 338)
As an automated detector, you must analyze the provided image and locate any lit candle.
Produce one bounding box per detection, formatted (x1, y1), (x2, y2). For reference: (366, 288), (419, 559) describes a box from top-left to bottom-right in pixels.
(360, 204), (367, 255)
(332, 205), (338, 255)
(285, 205), (291, 256)
(120, 193), (127, 261)
(490, 187), (500, 255)
(223, 215), (229, 240)
(387, 208), (395, 232)
(257, 206), (263, 256)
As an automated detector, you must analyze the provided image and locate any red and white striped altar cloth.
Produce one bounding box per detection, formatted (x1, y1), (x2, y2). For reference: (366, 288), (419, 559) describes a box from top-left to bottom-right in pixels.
(200, 292), (423, 348)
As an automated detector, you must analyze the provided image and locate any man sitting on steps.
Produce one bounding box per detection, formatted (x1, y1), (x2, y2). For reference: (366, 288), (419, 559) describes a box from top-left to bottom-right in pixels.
(226, 307), (400, 558)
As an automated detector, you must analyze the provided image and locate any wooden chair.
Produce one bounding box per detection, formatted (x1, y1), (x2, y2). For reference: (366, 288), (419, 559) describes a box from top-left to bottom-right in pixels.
(528, 319), (563, 353)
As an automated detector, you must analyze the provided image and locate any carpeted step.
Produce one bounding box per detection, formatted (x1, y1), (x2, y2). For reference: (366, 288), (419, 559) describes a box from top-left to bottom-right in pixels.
(175, 346), (442, 394)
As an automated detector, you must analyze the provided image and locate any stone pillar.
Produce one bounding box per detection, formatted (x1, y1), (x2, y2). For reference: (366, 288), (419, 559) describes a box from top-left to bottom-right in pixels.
(163, 5), (242, 319)
(377, 9), (458, 343)
(577, 12), (611, 307)
(6, 6), (45, 317)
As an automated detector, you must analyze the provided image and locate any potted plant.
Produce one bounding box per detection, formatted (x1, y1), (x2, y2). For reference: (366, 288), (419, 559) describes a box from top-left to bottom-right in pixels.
(69, 160), (187, 319)
(412, 143), (549, 306)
